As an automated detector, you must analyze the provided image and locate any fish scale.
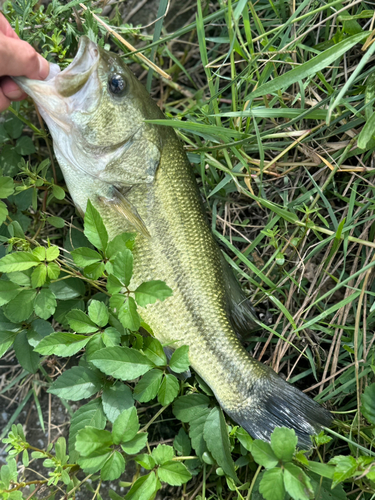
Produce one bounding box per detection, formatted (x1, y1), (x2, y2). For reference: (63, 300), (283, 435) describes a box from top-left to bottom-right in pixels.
(15, 36), (332, 448)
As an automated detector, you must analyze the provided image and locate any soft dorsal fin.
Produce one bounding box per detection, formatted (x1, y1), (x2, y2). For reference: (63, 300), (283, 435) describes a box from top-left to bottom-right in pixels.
(99, 187), (151, 238)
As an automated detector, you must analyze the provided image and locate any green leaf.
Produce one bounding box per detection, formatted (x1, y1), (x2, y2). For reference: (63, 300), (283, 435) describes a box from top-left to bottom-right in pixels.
(0, 330), (16, 357)
(31, 264), (47, 288)
(0, 200), (8, 225)
(151, 444), (175, 465)
(158, 461), (192, 486)
(84, 261), (105, 280)
(101, 451), (125, 481)
(134, 369), (163, 403)
(112, 407), (139, 445)
(84, 200), (108, 251)
(135, 453), (156, 470)
(0, 251), (40, 272)
(169, 345), (189, 373)
(361, 383), (375, 424)
(0, 176), (14, 198)
(71, 247), (102, 267)
(78, 452), (111, 475)
(90, 346), (154, 380)
(284, 462), (314, 500)
(35, 332), (90, 356)
(75, 427), (113, 456)
(4, 116), (23, 138)
(121, 433), (148, 455)
(47, 216), (65, 228)
(251, 440), (279, 469)
(173, 428), (191, 456)
(306, 461), (335, 479)
(66, 309), (99, 333)
(203, 407), (237, 480)
(4, 289), (36, 322)
(251, 32), (368, 99)
(259, 467), (285, 500)
(13, 330), (40, 373)
(52, 184), (65, 200)
(27, 318), (54, 347)
(125, 472), (158, 500)
(357, 109), (375, 149)
(34, 288), (57, 320)
(106, 232), (135, 258)
(46, 246), (59, 261)
(329, 455), (358, 489)
(158, 373), (180, 406)
(101, 327), (121, 347)
(69, 399), (106, 457)
(102, 382), (134, 423)
(47, 262), (60, 280)
(48, 366), (102, 401)
(0, 280), (21, 306)
(134, 280), (173, 307)
(15, 135), (35, 155)
(173, 394), (210, 422)
(111, 248), (133, 286)
(32, 247), (46, 261)
(88, 300), (109, 327)
(106, 273), (124, 294)
(142, 337), (167, 366)
(271, 427), (297, 462)
(234, 427), (253, 452)
(50, 277), (85, 299)
(118, 296), (141, 331)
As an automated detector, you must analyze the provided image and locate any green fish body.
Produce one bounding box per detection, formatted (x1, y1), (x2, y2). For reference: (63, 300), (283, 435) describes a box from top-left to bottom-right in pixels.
(15, 36), (332, 447)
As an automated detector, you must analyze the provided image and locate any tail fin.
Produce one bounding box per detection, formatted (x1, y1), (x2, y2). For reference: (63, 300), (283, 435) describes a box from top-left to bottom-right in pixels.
(224, 370), (332, 449)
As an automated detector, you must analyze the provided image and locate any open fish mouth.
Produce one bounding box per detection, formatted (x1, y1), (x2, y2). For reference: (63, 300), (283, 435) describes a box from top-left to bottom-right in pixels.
(13, 36), (100, 122)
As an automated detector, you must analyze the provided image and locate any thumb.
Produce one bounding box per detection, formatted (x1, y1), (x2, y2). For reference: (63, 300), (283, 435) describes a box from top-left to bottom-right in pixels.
(0, 35), (49, 80)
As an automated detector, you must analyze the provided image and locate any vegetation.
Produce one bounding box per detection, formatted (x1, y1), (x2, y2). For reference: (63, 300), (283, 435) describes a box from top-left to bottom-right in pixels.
(0, 0), (375, 498)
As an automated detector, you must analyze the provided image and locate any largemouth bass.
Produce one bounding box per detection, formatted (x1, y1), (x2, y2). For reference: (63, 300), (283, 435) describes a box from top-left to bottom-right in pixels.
(15, 36), (332, 447)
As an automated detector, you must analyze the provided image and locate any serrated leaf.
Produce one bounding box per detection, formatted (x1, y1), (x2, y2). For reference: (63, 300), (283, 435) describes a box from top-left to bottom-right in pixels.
(125, 471), (158, 500)
(71, 247), (102, 267)
(112, 407), (139, 445)
(84, 261), (105, 280)
(34, 288), (57, 320)
(203, 407), (237, 481)
(174, 428), (191, 456)
(13, 330), (40, 373)
(78, 452), (111, 474)
(88, 300), (109, 328)
(66, 309), (98, 333)
(101, 327), (121, 347)
(0, 200), (8, 225)
(121, 433), (148, 455)
(47, 262), (60, 280)
(284, 462), (314, 500)
(134, 280), (173, 307)
(101, 451), (125, 481)
(0, 280), (21, 306)
(134, 369), (163, 403)
(158, 461), (192, 486)
(271, 427), (297, 462)
(143, 337), (167, 366)
(0, 330), (16, 357)
(118, 296), (141, 331)
(75, 427), (113, 456)
(106, 273), (124, 294)
(329, 455), (358, 489)
(27, 318), (54, 347)
(102, 382), (134, 423)
(251, 440), (279, 469)
(3, 289), (36, 322)
(135, 453), (156, 470)
(35, 332), (89, 356)
(50, 277), (85, 299)
(169, 345), (189, 373)
(69, 399), (106, 457)
(111, 248), (133, 286)
(84, 200), (108, 251)
(158, 373), (179, 406)
(361, 383), (375, 424)
(152, 444), (174, 465)
(0, 176), (14, 198)
(173, 394), (210, 422)
(0, 251), (40, 272)
(46, 246), (59, 261)
(106, 232), (136, 258)
(259, 467), (285, 500)
(31, 264), (47, 288)
(48, 366), (102, 401)
(32, 247), (46, 261)
(90, 346), (154, 380)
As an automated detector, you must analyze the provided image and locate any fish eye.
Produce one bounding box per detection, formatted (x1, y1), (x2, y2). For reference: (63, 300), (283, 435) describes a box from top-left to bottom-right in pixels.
(108, 73), (126, 96)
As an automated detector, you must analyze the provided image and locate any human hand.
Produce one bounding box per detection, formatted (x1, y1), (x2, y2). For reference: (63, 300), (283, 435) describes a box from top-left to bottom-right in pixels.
(0, 13), (49, 112)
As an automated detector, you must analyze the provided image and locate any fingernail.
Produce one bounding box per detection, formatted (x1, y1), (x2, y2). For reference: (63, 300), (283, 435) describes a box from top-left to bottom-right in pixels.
(38, 54), (50, 80)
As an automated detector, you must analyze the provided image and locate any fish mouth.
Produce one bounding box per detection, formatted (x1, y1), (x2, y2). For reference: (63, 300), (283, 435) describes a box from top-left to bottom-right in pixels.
(14, 36), (100, 122)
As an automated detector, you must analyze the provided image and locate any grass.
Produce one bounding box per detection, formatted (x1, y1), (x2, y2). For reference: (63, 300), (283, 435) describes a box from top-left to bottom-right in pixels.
(1, 0), (375, 498)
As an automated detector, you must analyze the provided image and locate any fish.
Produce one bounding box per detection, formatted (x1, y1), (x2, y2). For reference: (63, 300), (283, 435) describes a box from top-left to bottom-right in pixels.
(15, 36), (332, 448)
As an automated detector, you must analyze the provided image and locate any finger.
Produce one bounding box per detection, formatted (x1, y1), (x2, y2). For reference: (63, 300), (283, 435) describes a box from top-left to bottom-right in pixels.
(0, 34), (49, 79)
(0, 13), (19, 39)
(1, 76), (27, 101)
(0, 87), (11, 112)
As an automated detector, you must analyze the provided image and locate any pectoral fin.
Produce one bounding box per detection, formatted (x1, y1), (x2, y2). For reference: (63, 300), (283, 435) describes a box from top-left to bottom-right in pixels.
(99, 188), (151, 238)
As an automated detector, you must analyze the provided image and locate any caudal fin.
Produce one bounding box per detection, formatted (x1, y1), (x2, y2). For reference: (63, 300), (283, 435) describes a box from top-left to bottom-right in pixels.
(224, 370), (332, 449)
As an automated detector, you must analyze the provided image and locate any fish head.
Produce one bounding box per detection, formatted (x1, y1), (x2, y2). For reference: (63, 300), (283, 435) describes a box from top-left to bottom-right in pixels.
(14, 36), (165, 207)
